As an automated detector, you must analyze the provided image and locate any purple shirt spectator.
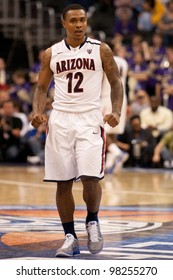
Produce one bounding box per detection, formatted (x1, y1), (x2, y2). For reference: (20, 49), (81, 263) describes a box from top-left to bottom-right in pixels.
(156, 66), (173, 110)
(128, 52), (149, 92)
(114, 7), (137, 42)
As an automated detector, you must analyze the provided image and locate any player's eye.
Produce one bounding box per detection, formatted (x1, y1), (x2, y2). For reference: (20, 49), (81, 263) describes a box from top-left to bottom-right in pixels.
(71, 19), (77, 23)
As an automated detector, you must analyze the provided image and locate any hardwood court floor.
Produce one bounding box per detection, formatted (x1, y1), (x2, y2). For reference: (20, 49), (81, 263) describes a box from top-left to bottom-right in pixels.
(0, 165), (173, 259)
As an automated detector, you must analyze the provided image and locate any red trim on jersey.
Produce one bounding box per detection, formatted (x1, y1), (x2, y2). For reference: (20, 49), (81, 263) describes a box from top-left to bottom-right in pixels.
(100, 126), (106, 174)
(46, 126), (49, 136)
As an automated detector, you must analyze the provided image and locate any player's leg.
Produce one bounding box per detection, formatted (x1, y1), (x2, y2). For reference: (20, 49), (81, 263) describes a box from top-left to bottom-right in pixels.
(44, 110), (80, 257)
(81, 176), (103, 254)
(82, 177), (102, 217)
(55, 180), (80, 257)
(75, 110), (105, 254)
(56, 180), (75, 230)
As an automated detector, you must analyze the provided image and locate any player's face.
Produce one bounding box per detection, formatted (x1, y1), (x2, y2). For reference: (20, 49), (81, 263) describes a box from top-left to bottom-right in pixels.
(62, 9), (87, 42)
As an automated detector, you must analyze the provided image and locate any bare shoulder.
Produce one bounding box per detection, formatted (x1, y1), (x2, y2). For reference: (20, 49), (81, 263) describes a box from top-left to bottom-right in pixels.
(100, 42), (113, 59)
(40, 47), (52, 70)
(100, 42), (119, 76)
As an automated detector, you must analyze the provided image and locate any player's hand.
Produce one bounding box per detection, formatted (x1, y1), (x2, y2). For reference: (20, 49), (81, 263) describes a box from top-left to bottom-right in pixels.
(31, 113), (47, 128)
(103, 112), (120, 127)
(152, 154), (160, 163)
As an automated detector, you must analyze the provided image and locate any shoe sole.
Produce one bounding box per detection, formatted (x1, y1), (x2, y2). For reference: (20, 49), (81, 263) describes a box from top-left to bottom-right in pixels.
(55, 251), (80, 257)
(88, 243), (103, 254)
(87, 236), (104, 254)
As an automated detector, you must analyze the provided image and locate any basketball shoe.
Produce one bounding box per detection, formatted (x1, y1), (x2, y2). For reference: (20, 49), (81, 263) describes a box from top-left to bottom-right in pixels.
(55, 234), (80, 257)
(86, 221), (103, 254)
(105, 151), (129, 174)
(113, 151), (129, 173)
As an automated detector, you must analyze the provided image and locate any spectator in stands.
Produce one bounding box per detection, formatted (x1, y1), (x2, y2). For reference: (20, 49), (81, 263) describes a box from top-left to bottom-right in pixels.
(0, 58), (10, 86)
(128, 51), (150, 101)
(147, 0), (166, 25)
(0, 99), (23, 162)
(88, 0), (115, 38)
(147, 32), (166, 96)
(13, 101), (29, 137)
(9, 69), (32, 114)
(26, 96), (53, 165)
(155, 46), (173, 111)
(114, 0), (143, 24)
(157, 0), (173, 45)
(113, 6), (137, 45)
(137, 0), (165, 41)
(138, 6), (154, 34)
(114, 0), (144, 10)
(117, 115), (157, 167)
(125, 33), (150, 64)
(140, 95), (173, 142)
(128, 89), (150, 116)
(0, 86), (10, 114)
(126, 33), (143, 63)
(29, 48), (45, 87)
(152, 125), (173, 168)
(160, 0), (171, 4)
(149, 32), (166, 64)
(29, 48), (55, 98)
(26, 123), (46, 165)
(114, 0), (132, 8)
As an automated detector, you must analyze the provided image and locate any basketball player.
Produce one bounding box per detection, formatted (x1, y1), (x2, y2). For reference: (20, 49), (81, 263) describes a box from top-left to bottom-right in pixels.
(31, 4), (123, 257)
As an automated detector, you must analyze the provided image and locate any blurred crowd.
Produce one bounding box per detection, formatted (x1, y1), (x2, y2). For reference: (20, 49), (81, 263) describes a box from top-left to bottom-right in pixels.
(0, 0), (173, 170)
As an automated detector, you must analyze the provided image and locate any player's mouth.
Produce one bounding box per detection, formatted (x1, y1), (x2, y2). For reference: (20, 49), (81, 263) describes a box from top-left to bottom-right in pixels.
(75, 30), (83, 35)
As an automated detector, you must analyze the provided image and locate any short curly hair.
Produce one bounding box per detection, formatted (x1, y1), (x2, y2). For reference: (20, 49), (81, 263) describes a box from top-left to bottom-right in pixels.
(61, 4), (86, 20)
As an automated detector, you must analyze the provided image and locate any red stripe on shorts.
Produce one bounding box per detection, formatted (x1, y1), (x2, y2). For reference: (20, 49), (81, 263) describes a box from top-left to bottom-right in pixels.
(100, 126), (106, 173)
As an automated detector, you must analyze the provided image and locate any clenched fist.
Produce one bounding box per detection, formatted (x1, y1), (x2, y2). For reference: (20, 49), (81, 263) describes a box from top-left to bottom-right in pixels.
(103, 112), (120, 127)
(31, 113), (47, 128)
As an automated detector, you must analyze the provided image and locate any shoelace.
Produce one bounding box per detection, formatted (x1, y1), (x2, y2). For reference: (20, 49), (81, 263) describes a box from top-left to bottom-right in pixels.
(87, 223), (100, 242)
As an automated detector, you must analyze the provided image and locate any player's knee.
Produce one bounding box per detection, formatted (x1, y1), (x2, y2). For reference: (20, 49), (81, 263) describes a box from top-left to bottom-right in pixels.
(81, 175), (99, 183)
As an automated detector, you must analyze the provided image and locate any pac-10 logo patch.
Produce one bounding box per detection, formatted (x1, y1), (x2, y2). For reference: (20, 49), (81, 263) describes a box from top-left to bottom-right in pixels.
(87, 49), (92, 54)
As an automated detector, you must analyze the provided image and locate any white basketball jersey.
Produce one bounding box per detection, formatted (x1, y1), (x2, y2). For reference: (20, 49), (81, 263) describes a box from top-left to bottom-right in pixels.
(50, 37), (103, 113)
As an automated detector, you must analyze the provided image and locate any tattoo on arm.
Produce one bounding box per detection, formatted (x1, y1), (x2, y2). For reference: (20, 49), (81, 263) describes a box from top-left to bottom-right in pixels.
(32, 85), (47, 114)
(32, 48), (52, 114)
(101, 43), (123, 115)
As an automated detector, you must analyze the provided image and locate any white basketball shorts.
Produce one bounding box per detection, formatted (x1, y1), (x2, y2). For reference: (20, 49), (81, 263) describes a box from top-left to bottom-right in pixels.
(44, 109), (106, 182)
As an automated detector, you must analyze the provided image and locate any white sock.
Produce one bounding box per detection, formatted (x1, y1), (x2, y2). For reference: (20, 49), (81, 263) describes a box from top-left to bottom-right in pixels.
(107, 143), (122, 157)
(105, 152), (116, 169)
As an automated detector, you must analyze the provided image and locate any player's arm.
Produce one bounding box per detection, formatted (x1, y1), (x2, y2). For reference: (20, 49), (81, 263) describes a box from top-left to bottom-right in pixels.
(31, 48), (53, 128)
(100, 42), (123, 127)
(152, 140), (164, 163)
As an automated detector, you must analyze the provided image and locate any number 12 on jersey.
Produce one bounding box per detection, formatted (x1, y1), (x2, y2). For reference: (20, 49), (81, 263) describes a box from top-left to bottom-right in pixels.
(66, 72), (84, 93)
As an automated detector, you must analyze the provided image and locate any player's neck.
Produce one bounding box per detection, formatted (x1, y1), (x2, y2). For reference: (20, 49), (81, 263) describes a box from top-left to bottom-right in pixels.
(65, 36), (86, 49)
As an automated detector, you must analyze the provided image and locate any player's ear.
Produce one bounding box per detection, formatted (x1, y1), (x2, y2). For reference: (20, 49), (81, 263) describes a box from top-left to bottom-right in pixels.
(61, 17), (65, 29)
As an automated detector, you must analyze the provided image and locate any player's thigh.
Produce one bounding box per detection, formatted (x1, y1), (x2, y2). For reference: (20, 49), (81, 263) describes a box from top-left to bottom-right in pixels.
(44, 110), (76, 180)
(76, 125), (105, 178)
